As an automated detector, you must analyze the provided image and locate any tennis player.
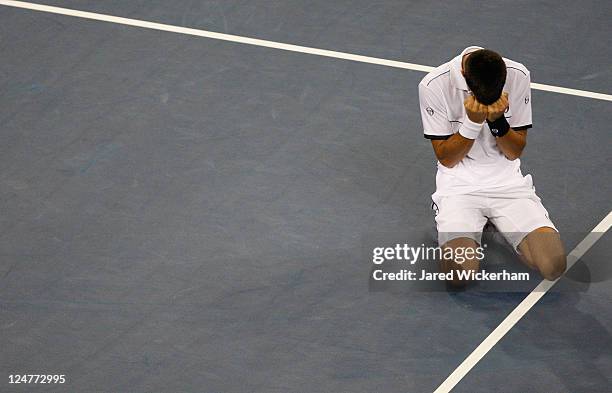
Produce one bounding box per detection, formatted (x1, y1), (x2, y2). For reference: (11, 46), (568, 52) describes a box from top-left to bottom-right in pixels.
(418, 46), (566, 286)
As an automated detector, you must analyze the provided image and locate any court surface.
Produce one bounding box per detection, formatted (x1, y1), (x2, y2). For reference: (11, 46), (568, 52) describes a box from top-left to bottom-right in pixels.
(1, 1), (611, 392)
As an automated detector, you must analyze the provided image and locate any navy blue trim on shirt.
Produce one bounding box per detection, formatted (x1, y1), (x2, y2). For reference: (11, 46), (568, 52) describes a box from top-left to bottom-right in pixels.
(424, 134), (453, 140)
(426, 70), (451, 87)
(507, 66), (527, 76)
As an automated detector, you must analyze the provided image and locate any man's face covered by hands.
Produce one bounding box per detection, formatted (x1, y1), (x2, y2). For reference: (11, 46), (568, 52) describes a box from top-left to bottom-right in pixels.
(462, 51), (509, 123)
(485, 92), (509, 122)
(463, 91), (509, 124)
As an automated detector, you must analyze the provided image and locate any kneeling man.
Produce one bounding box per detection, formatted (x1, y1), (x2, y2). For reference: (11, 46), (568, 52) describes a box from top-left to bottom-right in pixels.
(418, 46), (566, 286)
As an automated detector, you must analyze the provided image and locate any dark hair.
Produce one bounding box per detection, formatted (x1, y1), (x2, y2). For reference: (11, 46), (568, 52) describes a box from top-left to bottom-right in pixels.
(464, 49), (507, 105)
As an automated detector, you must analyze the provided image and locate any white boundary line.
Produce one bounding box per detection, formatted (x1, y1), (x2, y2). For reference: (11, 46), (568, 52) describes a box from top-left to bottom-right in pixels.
(2, 1), (611, 391)
(434, 211), (612, 393)
(1, 0), (612, 102)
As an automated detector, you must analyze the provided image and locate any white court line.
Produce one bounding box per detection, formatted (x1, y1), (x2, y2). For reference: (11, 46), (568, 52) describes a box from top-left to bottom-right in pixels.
(1, 0), (612, 102)
(434, 210), (612, 393)
(2, 1), (611, 391)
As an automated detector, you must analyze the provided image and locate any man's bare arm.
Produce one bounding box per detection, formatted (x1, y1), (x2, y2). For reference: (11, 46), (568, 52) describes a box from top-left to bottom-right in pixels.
(431, 96), (487, 168)
(485, 93), (528, 160)
(431, 134), (475, 168)
(496, 129), (527, 160)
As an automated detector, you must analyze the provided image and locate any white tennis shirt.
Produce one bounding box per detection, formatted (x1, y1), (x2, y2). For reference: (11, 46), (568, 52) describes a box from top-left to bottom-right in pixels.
(419, 46), (533, 197)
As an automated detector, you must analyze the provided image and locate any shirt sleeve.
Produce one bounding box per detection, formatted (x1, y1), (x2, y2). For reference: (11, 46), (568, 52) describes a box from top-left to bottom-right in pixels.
(418, 82), (452, 139)
(507, 70), (532, 130)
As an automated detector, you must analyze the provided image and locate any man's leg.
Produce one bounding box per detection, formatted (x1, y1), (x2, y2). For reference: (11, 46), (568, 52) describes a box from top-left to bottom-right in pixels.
(440, 237), (481, 287)
(489, 193), (566, 281)
(433, 194), (487, 287)
(518, 226), (566, 281)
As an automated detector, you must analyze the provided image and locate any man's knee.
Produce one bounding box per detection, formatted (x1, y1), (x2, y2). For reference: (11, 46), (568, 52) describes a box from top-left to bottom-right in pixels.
(441, 237), (480, 287)
(539, 254), (567, 281)
(522, 227), (566, 280)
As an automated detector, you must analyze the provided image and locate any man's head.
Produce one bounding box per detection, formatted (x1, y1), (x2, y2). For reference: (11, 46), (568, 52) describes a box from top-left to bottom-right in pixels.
(462, 49), (507, 105)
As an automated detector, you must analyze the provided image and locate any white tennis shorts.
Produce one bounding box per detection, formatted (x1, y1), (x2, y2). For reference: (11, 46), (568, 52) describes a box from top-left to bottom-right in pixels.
(431, 178), (557, 250)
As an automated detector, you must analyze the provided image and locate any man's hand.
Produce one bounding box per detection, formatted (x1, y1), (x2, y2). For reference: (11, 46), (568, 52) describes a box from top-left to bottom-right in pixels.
(486, 92), (509, 121)
(464, 95), (488, 123)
